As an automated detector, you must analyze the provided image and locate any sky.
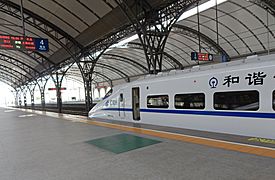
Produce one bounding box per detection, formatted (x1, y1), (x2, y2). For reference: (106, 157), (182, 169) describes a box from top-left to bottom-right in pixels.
(0, 82), (15, 107)
(0, 78), (108, 107)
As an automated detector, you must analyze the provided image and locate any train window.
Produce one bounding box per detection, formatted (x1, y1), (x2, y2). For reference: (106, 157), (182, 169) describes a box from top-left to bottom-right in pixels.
(175, 93), (205, 109)
(214, 90), (259, 111)
(147, 95), (169, 108)
(103, 89), (113, 99)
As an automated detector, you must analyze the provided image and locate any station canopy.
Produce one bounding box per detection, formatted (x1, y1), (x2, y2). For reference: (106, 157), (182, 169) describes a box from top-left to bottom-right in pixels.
(0, 0), (274, 88)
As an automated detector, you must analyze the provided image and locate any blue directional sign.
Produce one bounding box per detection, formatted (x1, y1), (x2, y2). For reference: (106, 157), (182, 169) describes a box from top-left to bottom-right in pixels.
(34, 38), (49, 52)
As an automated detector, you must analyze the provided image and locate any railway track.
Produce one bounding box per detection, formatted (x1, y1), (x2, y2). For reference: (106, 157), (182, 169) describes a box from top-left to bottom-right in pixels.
(16, 102), (96, 116)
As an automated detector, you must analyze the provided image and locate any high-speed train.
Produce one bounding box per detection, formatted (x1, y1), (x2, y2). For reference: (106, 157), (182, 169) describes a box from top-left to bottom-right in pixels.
(89, 54), (275, 139)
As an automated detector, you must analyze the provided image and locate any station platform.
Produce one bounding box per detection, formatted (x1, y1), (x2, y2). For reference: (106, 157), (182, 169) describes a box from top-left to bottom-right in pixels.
(1, 107), (275, 180)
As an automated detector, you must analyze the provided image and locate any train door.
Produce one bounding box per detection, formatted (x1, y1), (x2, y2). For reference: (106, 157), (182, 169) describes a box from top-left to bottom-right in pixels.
(118, 92), (125, 119)
(132, 87), (140, 120)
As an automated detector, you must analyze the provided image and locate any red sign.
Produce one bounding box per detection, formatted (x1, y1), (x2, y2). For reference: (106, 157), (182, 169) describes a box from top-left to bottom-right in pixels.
(48, 87), (67, 91)
(191, 52), (214, 61)
(0, 34), (48, 51)
(198, 53), (209, 61)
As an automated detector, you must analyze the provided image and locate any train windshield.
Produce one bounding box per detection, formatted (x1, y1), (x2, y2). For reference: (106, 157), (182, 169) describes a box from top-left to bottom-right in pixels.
(103, 89), (113, 99)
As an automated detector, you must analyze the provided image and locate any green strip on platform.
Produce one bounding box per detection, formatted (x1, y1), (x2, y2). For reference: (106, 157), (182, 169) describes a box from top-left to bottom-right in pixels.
(86, 133), (161, 154)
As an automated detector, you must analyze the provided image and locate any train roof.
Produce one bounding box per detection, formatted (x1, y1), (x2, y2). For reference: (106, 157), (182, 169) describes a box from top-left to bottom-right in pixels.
(125, 54), (275, 85)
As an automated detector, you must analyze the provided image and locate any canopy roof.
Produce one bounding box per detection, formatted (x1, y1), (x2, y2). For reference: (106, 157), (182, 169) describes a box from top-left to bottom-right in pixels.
(0, 0), (274, 88)
(81, 0), (275, 86)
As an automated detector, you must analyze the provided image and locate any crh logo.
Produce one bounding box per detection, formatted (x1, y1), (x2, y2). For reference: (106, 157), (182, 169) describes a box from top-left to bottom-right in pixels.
(209, 77), (218, 88)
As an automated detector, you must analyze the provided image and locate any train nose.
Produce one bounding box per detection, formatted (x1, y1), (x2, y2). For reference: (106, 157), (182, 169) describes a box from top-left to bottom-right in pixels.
(88, 108), (96, 118)
(88, 111), (93, 118)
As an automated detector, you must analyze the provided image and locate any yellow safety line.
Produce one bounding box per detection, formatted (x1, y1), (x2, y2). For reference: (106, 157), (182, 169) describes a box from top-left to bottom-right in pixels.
(86, 120), (275, 159)
(11, 107), (275, 158)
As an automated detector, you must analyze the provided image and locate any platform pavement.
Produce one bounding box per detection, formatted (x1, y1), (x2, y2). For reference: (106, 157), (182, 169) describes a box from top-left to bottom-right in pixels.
(0, 107), (275, 180)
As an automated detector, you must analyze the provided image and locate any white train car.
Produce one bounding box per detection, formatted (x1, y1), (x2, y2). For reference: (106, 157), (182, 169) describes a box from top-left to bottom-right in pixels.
(89, 55), (275, 139)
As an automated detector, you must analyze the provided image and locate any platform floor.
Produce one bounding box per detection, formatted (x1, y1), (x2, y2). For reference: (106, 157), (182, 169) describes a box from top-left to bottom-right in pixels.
(1, 107), (275, 180)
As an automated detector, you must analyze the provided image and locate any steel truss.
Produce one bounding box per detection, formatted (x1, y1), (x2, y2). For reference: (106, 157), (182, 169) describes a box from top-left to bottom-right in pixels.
(0, 64), (30, 86)
(15, 88), (22, 107)
(127, 42), (184, 69)
(115, 0), (200, 74)
(172, 24), (230, 59)
(2, 0), (273, 112)
(0, 25), (55, 73)
(250, 0), (275, 17)
(49, 24), (134, 113)
(0, 71), (19, 88)
(0, 0), (86, 110)
(72, 25), (135, 112)
(26, 82), (37, 108)
(103, 53), (148, 73)
(0, 53), (41, 78)
(21, 86), (28, 107)
(0, 0), (83, 87)
(50, 64), (75, 113)
(0, 0), (82, 48)
(35, 77), (49, 109)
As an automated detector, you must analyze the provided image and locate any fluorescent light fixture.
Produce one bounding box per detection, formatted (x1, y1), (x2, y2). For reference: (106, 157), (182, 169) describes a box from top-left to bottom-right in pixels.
(178, 0), (228, 21)
(104, 0), (228, 49)
(113, 34), (139, 47)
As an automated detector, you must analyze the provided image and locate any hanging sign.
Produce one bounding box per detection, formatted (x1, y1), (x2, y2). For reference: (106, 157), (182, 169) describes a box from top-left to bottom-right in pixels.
(0, 34), (49, 52)
(191, 52), (213, 61)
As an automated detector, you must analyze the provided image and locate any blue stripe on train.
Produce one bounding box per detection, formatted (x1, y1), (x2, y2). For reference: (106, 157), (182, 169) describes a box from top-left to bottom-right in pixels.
(102, 108), (275, 119)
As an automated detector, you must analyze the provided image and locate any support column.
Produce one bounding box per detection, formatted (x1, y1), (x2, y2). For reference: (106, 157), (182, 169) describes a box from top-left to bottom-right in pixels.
(30, 91), (34, 109)
(77, 49), (113, 114)
(27, 83), (36, 110)
(18, 92), (22, 107)
(23, 93), (27, 107)
(22, 88), (27, 107)
(98, 88), (101, 99)
(41, 89), (45, 110)
(83, 74), (93, 112)
(14, 95), (18, 107)
(116, 0), (199, 74)
(104, 86), (107, 96)
(37, 77), (49, 111)
(51, 64), (74, 113)
(77, 59), (96, 113)
(14, 90), (19, 107)
(55, 72), (62, 113)
(92, 86), (95, 101)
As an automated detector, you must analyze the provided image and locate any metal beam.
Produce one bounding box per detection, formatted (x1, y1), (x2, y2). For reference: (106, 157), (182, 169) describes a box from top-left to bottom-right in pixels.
(128, 42), (184, 69)
(0, 77), (16, 87)
(0, 64), (32, 86)
(103, 53), (148, 72)
(184, 18), (241, 55)
(0, 0), (83, 86)
(115, 0), (200, 74)
(0, 20), (56, 72)
(172, 24), (230, 59)
(96, 63), (130, 82)
(0, 0), (82, 48)
(249, 0), (275, 17)
(0, 53), (41, 78)
(0, 70), (21, 87)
